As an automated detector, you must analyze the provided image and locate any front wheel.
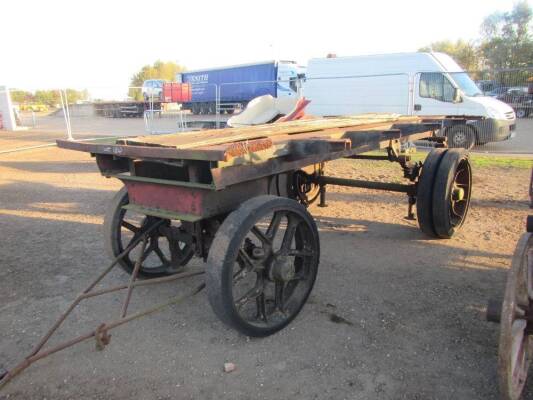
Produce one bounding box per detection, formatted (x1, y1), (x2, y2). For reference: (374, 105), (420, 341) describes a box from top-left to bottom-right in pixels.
(446, 124), (476, 150)
(206, 195), (320, 337)
(516, 109), (529, 119)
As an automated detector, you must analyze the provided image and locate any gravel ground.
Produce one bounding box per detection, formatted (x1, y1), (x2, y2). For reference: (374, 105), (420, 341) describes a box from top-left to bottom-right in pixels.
(0, 143), (532, 399)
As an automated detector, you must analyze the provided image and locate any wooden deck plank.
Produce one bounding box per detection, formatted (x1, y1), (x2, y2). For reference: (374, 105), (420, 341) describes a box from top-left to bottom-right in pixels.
(127, 114), (418, 150)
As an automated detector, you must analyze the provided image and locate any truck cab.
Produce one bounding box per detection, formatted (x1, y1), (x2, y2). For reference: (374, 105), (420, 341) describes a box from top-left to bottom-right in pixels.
(276, 61), (305, 98)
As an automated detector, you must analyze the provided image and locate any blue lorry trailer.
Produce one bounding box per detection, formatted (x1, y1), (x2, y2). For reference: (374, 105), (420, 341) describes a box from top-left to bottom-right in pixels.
(177, 60), (302, 114)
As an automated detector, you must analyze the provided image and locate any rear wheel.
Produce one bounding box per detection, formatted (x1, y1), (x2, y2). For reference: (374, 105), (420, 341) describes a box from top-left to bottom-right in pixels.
(206, 195), (320, 337)
(416, 149), (447, 237)
(104, 187), (194, 278)
(432, 150), (472, 238)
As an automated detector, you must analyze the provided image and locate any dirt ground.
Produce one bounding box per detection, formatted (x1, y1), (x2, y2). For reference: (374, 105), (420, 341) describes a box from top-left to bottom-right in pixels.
(0, 142), (532, 400)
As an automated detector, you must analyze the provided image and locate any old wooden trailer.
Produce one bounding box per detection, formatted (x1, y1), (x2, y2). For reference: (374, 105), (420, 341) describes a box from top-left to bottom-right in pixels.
(0, 114), (475, 388)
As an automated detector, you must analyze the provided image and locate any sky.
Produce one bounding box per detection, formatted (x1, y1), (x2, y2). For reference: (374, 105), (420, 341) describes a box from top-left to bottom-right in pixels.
(0, 0), (520, 98)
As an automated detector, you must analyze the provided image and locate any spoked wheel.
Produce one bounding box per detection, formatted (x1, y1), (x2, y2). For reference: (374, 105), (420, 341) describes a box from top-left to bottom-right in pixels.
(499, 232), (533, 400)
(206, 195), (320, 337)
(104, 187), (194, 278)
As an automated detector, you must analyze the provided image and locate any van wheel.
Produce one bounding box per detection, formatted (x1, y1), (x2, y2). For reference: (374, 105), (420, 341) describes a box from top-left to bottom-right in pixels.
(516, 109), (528, 119)
(446, 125), (476, 150)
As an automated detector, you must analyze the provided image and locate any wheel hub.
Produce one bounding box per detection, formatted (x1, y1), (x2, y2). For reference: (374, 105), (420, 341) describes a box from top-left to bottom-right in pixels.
(271, 255), (295, 282)
(452, 186), (465, 201)
(454, 131), (466, 145)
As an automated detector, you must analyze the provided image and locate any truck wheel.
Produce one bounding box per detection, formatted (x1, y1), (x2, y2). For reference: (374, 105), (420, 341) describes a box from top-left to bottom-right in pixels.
(416, 149), (447, 237)
(206, 195), (320, 337)
(516, 109), (528, 119)
(431, 150), (472, 239)
(446, 124), (476, 150)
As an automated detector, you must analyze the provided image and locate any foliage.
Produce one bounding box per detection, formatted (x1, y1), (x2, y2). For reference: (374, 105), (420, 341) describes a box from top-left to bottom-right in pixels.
(419, 40), (480, 71)
(9, 88), (89, 107)
(128, 60), (186, 100)
(480, 1), (533, 69)
(420, 2), (533, 71)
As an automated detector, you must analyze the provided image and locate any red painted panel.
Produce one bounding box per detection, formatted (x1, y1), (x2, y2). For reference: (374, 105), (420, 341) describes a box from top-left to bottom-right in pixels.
(162, 83), (192, 103)
(124, 181), (205, 216)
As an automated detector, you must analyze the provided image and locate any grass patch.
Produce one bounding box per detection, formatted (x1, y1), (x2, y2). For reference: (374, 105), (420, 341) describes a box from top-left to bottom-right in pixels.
(360, 150), (532, 169)
(409, 152), (532, 169)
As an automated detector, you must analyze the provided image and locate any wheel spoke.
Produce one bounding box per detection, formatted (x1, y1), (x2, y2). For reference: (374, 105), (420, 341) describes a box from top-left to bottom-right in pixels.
(121, 220), (140, 233)
(251, 226), (271, 245)
(141, 239), (157, 262)
(154, 247), (169, 265)
(287, 249), (315, 258)
(266, 212), (284, 241)
(256, 293), (268, 322)
(280, 216), (299, 253)
(275, 281), (285, 312)
(238, 248), (256, 271)
(235, 283), (263, 309)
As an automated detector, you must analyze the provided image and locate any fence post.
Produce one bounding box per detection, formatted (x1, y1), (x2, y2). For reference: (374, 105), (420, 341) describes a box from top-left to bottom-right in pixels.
(0, 86), (17, 130)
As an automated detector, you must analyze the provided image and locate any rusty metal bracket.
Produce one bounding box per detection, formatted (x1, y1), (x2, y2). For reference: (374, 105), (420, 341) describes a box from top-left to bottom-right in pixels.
(0, 220), (205, 390)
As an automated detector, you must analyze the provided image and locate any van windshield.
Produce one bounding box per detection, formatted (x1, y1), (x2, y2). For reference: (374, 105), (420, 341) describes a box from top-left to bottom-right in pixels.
(449, 72), (482, 97)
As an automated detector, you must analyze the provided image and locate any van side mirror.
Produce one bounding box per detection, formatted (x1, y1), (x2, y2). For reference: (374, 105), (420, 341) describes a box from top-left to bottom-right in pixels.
(453, 88), (462, 103)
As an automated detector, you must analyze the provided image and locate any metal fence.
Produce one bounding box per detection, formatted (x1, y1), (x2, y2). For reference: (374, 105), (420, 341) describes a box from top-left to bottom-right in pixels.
(1, 68), (532, 155)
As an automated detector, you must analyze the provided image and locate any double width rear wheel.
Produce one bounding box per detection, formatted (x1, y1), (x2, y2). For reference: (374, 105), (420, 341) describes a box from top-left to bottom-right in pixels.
(416, 149), (472, 239)
(206, 196), (320, 337)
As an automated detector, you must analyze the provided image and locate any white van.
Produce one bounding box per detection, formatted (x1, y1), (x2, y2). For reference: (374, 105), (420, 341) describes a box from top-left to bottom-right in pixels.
(303, 52), (516, 148)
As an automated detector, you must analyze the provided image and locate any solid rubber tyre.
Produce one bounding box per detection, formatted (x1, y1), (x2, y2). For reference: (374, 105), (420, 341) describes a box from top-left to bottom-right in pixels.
(416, 149), (447, 237)
(432, 149), (472, 238)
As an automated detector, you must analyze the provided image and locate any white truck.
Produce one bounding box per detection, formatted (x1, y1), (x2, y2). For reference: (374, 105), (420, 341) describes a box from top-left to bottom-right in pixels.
(303, 52), (516, 148)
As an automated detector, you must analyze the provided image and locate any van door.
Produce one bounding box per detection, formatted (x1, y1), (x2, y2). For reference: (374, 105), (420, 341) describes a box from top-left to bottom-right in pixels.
(414, 72), (462, 116)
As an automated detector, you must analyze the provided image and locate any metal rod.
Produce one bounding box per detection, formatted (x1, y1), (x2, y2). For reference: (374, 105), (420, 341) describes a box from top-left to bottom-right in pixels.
(318, 176), (413, 193)
(27, 220), (164, 359)
(0, 280), (205, 390)
(345, 155), (390, 160)
(121, 236), (148, 318)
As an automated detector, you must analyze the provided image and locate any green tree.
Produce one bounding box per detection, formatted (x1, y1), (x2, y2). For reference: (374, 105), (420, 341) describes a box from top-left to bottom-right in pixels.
(129, 60), (186, 100)
(31, 89), (89, 107)
(480, 0), (533, 69)
(418, 40), (481, 71)
(10, 90), (34, 104)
